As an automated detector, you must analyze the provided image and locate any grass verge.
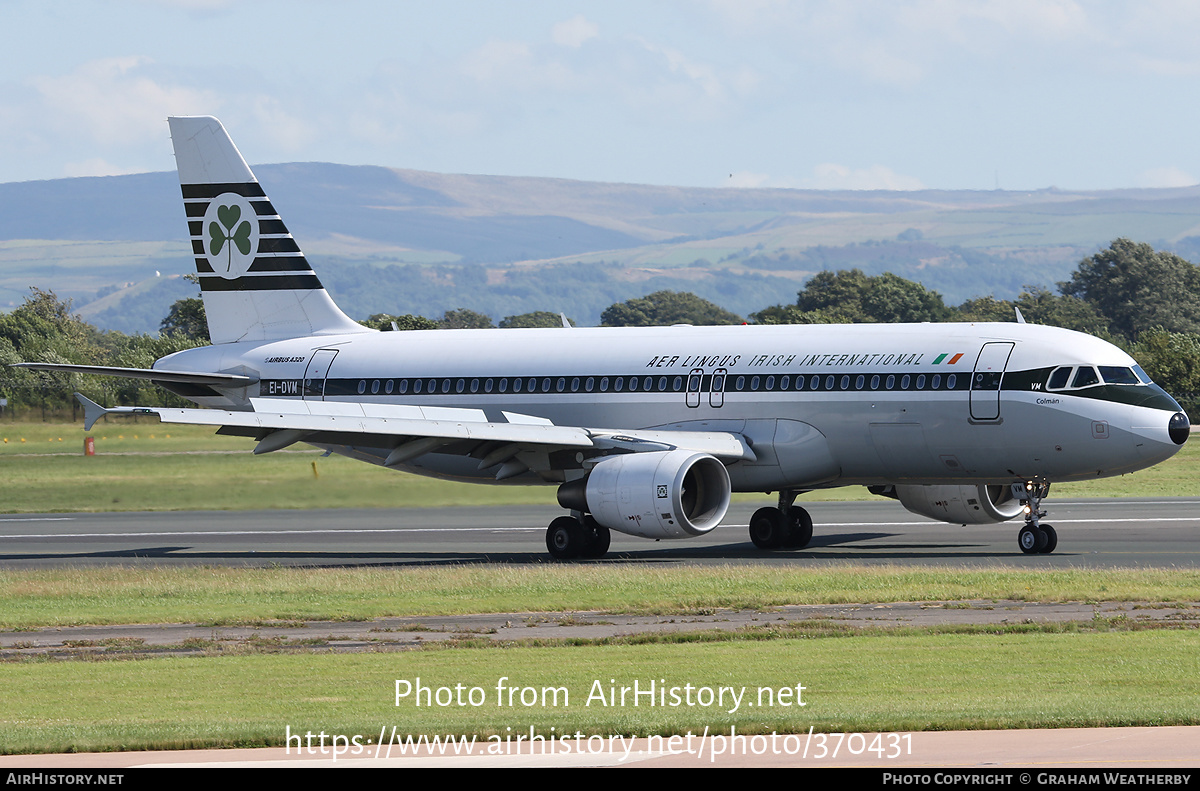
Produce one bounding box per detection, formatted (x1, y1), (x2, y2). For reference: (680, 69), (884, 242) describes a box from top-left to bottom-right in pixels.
(2, 627), (1198, 754)
(1, 419), (1197, 512)
(3, 564), (1200, 630)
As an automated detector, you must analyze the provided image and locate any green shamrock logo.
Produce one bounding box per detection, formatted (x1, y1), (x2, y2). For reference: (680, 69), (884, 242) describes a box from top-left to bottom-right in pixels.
(208, 204), (253, 274)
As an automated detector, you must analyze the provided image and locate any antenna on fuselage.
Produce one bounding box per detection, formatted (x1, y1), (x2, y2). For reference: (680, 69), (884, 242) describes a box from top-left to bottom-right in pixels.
(1014, 307), (1027, 324)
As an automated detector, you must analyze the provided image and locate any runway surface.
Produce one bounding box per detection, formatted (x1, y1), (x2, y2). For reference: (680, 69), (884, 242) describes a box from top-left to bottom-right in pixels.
(1, 497), (1197, 568)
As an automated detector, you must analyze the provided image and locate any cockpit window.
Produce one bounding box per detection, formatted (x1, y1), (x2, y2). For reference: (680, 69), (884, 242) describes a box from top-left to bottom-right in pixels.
(1099, 366), (1139, 385)
(1071, 366), (1100, 388)
(1047, 367), (1071, 390)
(1133, 364), (1152, 384)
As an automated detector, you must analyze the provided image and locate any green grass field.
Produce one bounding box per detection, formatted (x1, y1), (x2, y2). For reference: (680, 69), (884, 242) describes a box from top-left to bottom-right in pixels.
(2, 418), (1198, 755)
(4, 565), (1200, 630)
(3, 627), (1198, 754)
(1, 417), (1196, 513)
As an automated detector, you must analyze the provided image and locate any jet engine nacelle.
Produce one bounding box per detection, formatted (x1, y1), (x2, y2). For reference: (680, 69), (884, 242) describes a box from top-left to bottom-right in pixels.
(558, 450), (731, 539)
(893, 484), (1023, 525)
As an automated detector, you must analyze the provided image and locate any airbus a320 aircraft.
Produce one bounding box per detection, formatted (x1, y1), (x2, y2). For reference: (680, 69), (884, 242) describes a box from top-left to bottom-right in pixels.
(19, 117), (1190, 559)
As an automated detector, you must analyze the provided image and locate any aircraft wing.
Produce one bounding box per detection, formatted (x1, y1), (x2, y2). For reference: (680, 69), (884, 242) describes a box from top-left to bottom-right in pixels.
(74, 394), (753, 477)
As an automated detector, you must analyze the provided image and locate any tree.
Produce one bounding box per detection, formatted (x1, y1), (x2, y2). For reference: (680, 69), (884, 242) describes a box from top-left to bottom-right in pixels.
(499, 311), (574, 328)
(361, 313), (439, 331)
(438, 308), (495, 329)
(160, 297), (209, 342)
(1060, 238), (1200, 340)
(753, 269), (952, 324)
(600, 291), (742, 327)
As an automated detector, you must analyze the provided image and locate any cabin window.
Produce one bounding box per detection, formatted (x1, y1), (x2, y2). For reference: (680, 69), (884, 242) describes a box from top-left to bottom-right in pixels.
(600, 377), (610, 392)
(947, 374), (956, 389)
(736, 376), (746, 391)
(455, 379), (465, 393)
(658, 376), (667, 391)
(840, 375), (850, 390)
(871, 375), (880, 389)
(556, 377), (566, 392)
(442, 379), (452, 393)
(855, 375), (865, 390)
(586, 377), (595, 392)
(385, 379), (394, 394)
(542, 378), (552, 392)
(484, 378), (493, 393)
(357, 380), (366, 394)
(571, 378), (580, 392)
(614, 377), (625, 391)
(886, 374), (895, 389)
(780, 375), (790, 390)
(470, 379), (479, 393)
(751, 376), (760, 391)
(673, 376), (683, 391)
(916, 374), (926, 389)
(931, 374), (941, 390)
(371, 379), (380, 394)
(901, 374), (911, 389)
(499, 378), (508, 393)
(766, 375), (776, 390)
(628, 377), (638, 391)
(398, 379), (408, 394)
(528, 378), (538, 392)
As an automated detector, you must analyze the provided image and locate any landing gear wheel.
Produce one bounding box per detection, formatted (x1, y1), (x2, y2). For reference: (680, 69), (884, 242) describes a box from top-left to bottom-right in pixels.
(749, 507), (787, 550)
(1018, 525), (1048, 555)
(546, 516), (584, 560)
(784, 505), (813, 549)
(1038, 524), (1057, 554)
(580, 516), (610, 559)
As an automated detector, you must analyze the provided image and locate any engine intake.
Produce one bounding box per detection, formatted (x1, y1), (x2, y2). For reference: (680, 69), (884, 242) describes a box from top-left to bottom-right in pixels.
(891, 484), (1023, 525)
(557, 450), (731, 539)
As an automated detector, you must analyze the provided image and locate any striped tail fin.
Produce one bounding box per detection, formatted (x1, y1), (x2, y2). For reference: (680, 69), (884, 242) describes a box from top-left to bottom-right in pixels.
(168, 116), (371, 345)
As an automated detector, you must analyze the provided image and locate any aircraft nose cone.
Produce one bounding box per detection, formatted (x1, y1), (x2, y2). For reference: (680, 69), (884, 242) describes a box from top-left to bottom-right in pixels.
(1169, 412), (1190, 445)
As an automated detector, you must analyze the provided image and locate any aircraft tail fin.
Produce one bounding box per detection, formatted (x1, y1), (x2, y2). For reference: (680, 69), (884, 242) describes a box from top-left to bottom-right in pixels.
(168, 116), (371, 345)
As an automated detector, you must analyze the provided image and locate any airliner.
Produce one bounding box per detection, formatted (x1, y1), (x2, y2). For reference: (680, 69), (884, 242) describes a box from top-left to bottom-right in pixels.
(19, 117), (1190, 559)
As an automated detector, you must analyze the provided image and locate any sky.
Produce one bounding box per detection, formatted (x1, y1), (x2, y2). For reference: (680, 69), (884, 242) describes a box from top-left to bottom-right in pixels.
(3, 0), (1200, 191)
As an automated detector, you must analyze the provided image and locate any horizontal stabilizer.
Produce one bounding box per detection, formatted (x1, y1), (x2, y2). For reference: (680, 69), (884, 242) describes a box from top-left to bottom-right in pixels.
(15, 363), (256, 386)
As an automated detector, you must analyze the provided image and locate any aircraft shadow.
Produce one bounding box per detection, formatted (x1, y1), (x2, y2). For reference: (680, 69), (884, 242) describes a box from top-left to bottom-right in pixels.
(0, 532), (1064, 568)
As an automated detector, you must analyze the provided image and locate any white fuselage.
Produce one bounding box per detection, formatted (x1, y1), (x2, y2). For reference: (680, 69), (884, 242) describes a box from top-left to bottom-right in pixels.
(157, 321), (1186, 491)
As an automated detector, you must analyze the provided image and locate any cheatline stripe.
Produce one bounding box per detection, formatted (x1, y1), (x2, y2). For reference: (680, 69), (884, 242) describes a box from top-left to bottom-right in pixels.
(199, 274), (323, 291)
(180, 182), (266, 199)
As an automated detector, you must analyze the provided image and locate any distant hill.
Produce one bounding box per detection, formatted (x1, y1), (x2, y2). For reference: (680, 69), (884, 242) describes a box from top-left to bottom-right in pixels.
(3, 164), (1200, 333)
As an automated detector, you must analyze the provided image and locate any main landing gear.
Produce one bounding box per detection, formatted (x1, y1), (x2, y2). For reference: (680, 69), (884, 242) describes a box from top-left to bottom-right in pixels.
(1015, 481), (1058, 555)
(749, 489), (814, 550)
(546, 514), (611, 560)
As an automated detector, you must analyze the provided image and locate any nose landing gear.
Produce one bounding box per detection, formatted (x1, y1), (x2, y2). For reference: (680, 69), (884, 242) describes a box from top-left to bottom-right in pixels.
(1014, 481), (1057, 554)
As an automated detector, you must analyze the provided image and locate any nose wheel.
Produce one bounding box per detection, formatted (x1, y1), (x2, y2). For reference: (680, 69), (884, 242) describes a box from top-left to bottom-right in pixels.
(1014, 481), (1057, 555)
